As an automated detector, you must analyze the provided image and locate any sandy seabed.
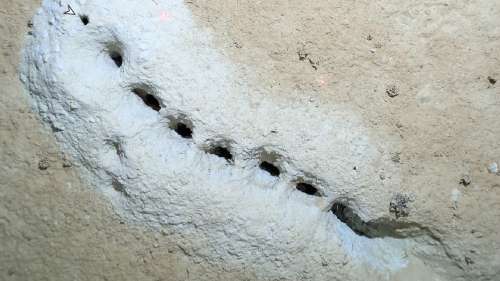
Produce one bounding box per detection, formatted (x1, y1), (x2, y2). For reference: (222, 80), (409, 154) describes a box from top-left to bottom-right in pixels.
(1, 1), (499, 280)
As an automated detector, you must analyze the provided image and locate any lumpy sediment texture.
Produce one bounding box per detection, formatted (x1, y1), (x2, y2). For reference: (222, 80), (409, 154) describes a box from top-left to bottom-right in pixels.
(21, 0), (458, 280)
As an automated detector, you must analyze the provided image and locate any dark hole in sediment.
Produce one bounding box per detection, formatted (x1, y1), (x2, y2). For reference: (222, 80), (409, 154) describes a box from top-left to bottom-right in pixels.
(488, 76), (497, 85)
(173, 122), (193, 139)
(109, 50), (123, 67)
(80, 15), (89, 25)
(331, 202), (370, 237)
(259, 161), (280, 177)
(132, 88), (161, 111)
(296, 182), (320, 196)
(208, 145), (233, 162)
(330, 201), (423, 239)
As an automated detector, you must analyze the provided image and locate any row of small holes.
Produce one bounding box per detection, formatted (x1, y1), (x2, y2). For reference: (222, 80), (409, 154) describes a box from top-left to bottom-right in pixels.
(89, 14), (371, 237)
(131, 87), (317, 196)
(87, 5), (321, 198)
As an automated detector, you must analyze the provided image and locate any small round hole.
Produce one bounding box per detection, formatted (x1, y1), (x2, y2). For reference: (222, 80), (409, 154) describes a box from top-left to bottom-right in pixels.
(109, 51), (123, 67)
(173, 122), (192, 139)
(296, 182), (320, 196)
(208, 146), (233, 162)
(80, 15), (89, 25)
(167, 116), (193, 139)
(259, 161), (280, 177)
(132, 88), (161, 111)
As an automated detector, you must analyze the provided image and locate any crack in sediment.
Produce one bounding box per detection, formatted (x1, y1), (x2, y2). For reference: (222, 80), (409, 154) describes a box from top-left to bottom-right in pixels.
(331, 202), (431, 239)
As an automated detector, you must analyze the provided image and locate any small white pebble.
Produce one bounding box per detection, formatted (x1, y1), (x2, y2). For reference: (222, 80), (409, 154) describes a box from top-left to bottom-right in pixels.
(488, 162), (498, 174)
(451, 188), (461, 209)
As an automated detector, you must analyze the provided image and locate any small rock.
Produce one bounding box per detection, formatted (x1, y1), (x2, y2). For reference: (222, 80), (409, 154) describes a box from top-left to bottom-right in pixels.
(297, 49), (308, 61)
(459, 175), (472, 186)
(389, 193), (414, 218)
(367, 34), (373, 41)
(487, 162), (498, 174)
(7, 269), (15, 276)
(386, 84), (399, 98)
(308, 58), (319, 70)
(60, 153), (72, 167)
(451, 188), (461, 210)
(464, 256), (474, 265)
(62, 158), (72, 168)
(433, 151), (444, 157)
(487, 76), (497, 85)
(391, 152), (401, 163)
(38, 158), (50, 170)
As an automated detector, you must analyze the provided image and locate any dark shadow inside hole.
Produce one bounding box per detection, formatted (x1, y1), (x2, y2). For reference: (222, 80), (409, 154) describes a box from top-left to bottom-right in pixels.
(208, 146), (233, 162)
(109, 50), (123, 67)
(259, 161), (280, 177)
(132, 88), (161, 111)
(296, 182), (320, 196)
(80, 15), (89, 25)
(488, 76), (497, 85)
(173, 122), (193, 139)
(331, 202), (369, 237)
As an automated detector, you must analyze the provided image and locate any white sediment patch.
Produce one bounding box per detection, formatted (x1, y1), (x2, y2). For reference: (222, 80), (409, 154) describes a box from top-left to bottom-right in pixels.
(21, 0), (426, 280)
